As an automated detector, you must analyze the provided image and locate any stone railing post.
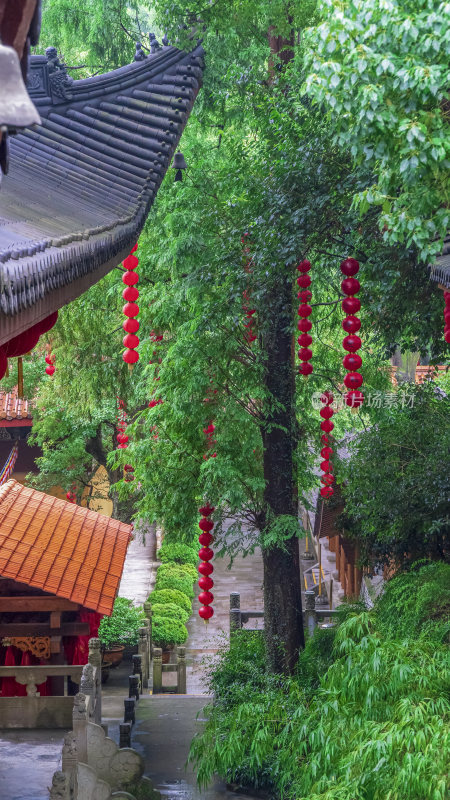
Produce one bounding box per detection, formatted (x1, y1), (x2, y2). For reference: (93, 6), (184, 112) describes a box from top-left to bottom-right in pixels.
(144, 600), (152, 660)
(230, 592), (241, 633)
(304, 590), (317, 637)
(133, 652), (143, 691)
(61, 731), (78, 773)
(119, 722), (132, 748)
(49, 772), (71, 800)
(72, 692), (88, 764)
(88, 637), (102, 726)
(177, 646), (186, 694)
(129, 674), (139, 702)
(124, 697), (135, 725)
(138, 628), (148, 687)
(152, 647), (162, 694)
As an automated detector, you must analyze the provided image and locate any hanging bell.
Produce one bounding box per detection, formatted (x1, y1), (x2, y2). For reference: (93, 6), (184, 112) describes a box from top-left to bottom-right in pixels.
(0, 43), (41, 133)
(172, 151), (187, 182)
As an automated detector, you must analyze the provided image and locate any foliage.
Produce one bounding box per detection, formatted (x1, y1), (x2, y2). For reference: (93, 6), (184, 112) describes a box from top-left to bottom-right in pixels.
(154, 568), (195, 599)
(338, 382), (450, 565)
(156, 562), (198, 583)
(152, 615), (188, 648)
(148, 588), (192, 615)
(150, 602), (191, 624)
(190, 564), (450, 798)
(304, 0), (450, 262)
(157, 541), (198, 567)
(98, 597), (145, 649)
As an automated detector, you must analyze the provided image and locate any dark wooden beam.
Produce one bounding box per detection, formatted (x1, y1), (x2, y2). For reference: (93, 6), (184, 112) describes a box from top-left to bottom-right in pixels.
(0, 596), (80, 612)
(0, 623), (89, 637)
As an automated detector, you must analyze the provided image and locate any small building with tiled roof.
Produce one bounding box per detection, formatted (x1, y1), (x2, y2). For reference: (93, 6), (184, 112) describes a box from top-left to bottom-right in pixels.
(0, 479), (132, 724)
(0, 386), (32, 426)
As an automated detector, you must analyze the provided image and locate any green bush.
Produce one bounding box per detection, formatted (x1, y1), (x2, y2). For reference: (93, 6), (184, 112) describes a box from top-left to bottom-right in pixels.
(151, 602), (190, 624)
(158, 541), (198, 567)
(156, 561), (198, 582)
(190, 565), (450, 799)
(155, 564), (195, 598)
(98, 597), (145, 650)
(152, 615), (188, 649)
(148, 588), (192, 615)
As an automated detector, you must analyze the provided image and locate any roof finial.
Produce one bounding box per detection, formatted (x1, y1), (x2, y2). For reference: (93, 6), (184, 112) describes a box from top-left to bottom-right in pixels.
(133, 42), (146, 62)
(149, 32), (161, 54)
(162, 33), (169, 47)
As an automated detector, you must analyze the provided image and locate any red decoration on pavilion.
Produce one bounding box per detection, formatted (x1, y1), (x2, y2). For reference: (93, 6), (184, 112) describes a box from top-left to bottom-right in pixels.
(341, 259), (364, 409)
(122, 244), (139, 367)
(66, 484), (76, 503)
(297, 260), (313, 376)
(45, 351), (55, 377)
(319, 391), (335, 498)
(444, 290), (450, 345)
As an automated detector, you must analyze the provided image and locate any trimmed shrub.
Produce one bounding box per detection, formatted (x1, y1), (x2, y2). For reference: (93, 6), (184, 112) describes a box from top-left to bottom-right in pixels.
(157, 562), (198, 582)
(151, 602), (191, 624)
(148, 588), (192, 615)
(152, 615), (188, 649)
(155, 564), (196, 598)
(158, 541), (198, 567)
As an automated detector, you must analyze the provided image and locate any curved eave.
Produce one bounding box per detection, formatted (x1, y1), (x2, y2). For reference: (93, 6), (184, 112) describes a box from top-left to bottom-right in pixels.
(0, 45), (204, 345)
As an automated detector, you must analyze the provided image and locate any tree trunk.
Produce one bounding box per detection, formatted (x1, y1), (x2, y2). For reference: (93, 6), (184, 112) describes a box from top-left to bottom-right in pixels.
(262, 280), (304, 675)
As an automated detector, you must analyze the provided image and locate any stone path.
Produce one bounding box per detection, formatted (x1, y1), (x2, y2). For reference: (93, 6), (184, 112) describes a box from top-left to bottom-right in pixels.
(0, 729), (64, 800)
(118, 521), (157, 604)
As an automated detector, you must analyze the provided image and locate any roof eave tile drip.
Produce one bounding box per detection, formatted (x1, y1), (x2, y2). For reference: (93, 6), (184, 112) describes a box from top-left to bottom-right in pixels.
(0, 44), (204, 326)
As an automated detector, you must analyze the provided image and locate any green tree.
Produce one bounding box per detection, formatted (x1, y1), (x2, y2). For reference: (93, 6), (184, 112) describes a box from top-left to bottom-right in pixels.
(303, 0), (450, 262)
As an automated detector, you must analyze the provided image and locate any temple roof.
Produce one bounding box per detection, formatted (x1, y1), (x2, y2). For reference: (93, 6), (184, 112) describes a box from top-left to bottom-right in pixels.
(430, 235), (450, 289)
(0, 479), (132, 614)
(0, 44), (204, 345)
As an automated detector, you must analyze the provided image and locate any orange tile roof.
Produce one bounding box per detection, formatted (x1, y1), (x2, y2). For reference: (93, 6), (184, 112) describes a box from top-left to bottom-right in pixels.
(0, 480), (132, 615)
(0, 388), (32, 423)
(415, 365), (448, 384)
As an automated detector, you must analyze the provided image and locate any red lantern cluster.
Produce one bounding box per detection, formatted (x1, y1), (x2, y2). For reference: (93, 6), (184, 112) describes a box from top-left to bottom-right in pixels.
(122, 243), (140, 366)
(341, 258), (364, 408)
(198, 503), (215, 621)
(297, 260), (313, 376)
(444, 290), (450, 345)
(45, 351), (55, 377)
(242, 234), (257, 345)
(116, 399), (134, 481)
(319, 391), (335, 499)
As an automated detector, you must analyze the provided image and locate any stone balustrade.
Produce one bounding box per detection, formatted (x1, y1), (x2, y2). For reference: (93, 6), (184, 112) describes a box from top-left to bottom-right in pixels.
(152, 646), (186, 694)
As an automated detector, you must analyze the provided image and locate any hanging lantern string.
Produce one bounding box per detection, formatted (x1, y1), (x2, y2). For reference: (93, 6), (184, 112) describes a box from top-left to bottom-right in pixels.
(198, 503), (215, 623)
(122, 243), (140, 369)
(319, 391), (335, 499)
(340, 258), (364, 410)
(297, 259), (313, 377)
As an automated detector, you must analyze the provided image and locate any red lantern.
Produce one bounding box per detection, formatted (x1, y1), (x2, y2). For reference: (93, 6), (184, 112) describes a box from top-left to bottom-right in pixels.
(298, 304), (312, 317)
(320, 486), (333, 498)
(343, 335), (362, 353)
(345, 391), (364, 408)
(342, 315), (361, 334)
(198, 561), (213, 576)
(45, 364), (55, 376)
(320, 460), (333, 473)
(298, 319), (312, 332)
(123, 254), (138, 271)
(297, 274), (311, 288)
(199, 518), (214, 532)
(321, 433), (331, 444)
(123, 270), (139, 286)
(321, 474), (335, 485)
(123, 348), (139, 364)
(199, 532), (213, 546)
(199, 504), (215, 516)
(123, 318), (140, 334)
(123, 302), (139, 318)
(320, 407), (333, 420)
(297, 259), (311, 272)
(117, 433), (129, 444)
(198, 576), (214, 591)
(122, 287), (139, 302)
(123, 334), (139, 349)
(340, 258), (360, 276)
(298, 333), (312, 347)
(321, 446), (333, 459)
(342, 297), (361, 314)
(321, 419), (334, 433)
(199, 606), (214, 620)
(343, 353), (362, 370)
(341, 277), (360, 296)
(299, 362), (313, 376)
(344, 372), (363, 390)
(298, 347), (313, 361)
(298, 290), (312, 302)
(320, 391), (334, 405)
(198, 591), (214, 605)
